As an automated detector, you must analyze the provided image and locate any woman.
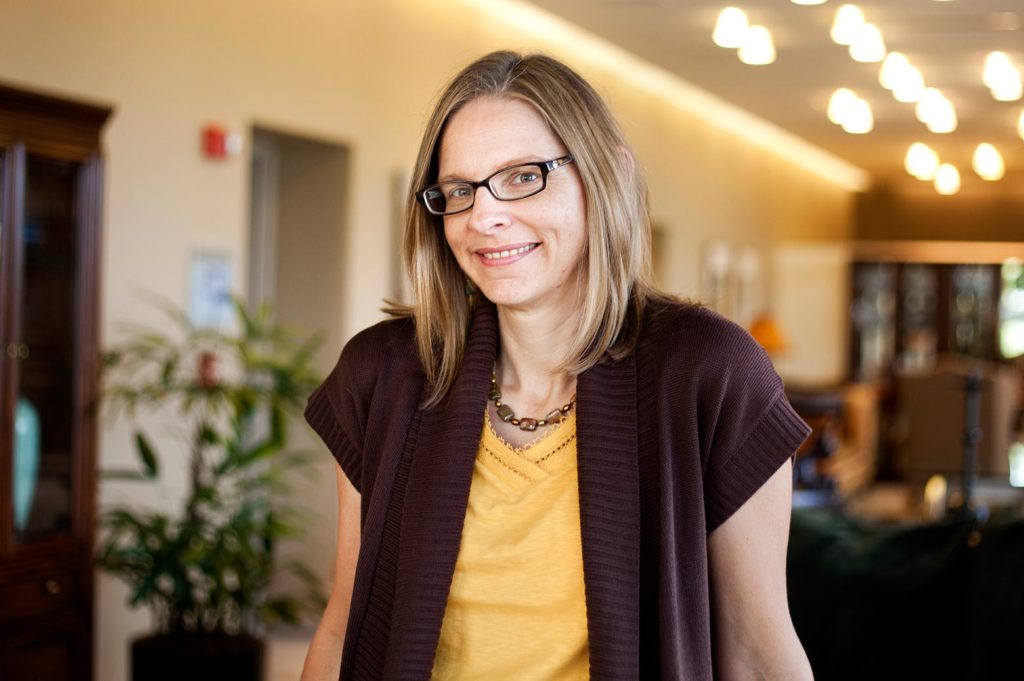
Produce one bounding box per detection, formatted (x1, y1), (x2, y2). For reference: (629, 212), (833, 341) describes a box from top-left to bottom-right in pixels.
(302, 51), (813, 680)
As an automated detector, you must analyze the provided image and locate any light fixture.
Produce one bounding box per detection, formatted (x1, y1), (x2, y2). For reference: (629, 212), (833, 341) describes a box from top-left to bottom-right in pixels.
(827, 88), (856, 124)
(892, 64), (926, 103)
(934, 164), (961, 195)
(713, 7), (749, 48)
(738, 25), (776, 65)
(983, 51), (1014, 88)
(905, 142), (940, 181)
(841, 98), (873, 133)
(879, 52), (910, 90)
(973, 143), (1005, 181)
(984, 51), (1023, 101)
(827, 89), (872, 133)
(916, 87), (957, 133)
(849, 22), (886, 63)
(790, 0), (827, 4)
(831, 5), (865, 46)
(1019, 109), (1024, 141)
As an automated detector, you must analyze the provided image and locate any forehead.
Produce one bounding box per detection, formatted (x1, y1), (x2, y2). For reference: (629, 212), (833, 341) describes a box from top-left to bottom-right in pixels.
(438, 96), (565, 177)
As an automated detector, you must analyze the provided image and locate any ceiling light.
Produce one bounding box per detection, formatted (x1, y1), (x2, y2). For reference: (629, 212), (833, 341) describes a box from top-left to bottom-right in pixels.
(849, 22), (886, 63)
(738, 25), (776, 65)
(713, 7), (749, 48)
(983, 51), (1014, 88)
(973, 143), (1005, 181)
(1019, 110), (1024, 141)
(934, 164), (961, 195)
(892, 65), (926, 103)
(828, 88), (856, 124)
(984, 51), (1023, 101)
(991, 77), (1023, 102)
(841, 98), (873, 134)
(916, 87), (957, 133)
(791, 0), (827, 4)
(905, 143), (940, 181)
(827, 89), (873, 134)
(831, 5), (865, 46)
(879, 52), (910, 90)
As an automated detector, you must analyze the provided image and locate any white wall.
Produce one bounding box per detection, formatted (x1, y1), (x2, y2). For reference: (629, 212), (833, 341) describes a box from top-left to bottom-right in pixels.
(0, 1), (855, 678)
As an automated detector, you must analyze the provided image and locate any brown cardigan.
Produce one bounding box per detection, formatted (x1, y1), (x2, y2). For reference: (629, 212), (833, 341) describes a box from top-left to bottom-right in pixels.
(304, 299), (809, 680)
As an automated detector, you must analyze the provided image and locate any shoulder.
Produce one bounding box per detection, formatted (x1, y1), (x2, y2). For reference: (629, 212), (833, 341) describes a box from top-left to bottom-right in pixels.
(640, 297), (765, 367)
(341, 315), (417, 365)
(328, 316), (421, 397)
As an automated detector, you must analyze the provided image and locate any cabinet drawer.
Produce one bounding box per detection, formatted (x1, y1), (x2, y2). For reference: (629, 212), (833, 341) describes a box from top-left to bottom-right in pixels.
(0, 572), (77, 624)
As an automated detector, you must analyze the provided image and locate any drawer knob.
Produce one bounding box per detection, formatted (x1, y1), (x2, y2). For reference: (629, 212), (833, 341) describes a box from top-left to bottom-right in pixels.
(44, 579), (61, 595)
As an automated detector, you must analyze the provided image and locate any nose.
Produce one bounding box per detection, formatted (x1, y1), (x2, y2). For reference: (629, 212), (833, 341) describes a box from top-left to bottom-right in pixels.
(465, 184), (509, 234)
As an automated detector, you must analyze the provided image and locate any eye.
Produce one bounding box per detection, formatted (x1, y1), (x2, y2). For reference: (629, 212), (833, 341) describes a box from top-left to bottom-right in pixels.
(448, 184), (473, 199)
(510, 170), (540, 185)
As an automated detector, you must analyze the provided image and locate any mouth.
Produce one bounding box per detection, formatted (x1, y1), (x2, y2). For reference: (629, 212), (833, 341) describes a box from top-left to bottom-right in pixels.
(475, 242), (540, 266)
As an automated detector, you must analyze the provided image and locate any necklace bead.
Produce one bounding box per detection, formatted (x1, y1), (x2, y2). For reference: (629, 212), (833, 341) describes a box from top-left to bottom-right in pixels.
(488, 373), (575, 432)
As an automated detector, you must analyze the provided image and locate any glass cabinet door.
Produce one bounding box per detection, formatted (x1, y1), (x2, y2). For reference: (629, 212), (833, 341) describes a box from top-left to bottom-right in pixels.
(11, 154), (80, 544)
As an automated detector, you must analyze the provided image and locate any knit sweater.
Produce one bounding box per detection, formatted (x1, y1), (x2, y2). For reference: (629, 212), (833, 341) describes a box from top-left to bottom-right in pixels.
(304, 298), (810, 680)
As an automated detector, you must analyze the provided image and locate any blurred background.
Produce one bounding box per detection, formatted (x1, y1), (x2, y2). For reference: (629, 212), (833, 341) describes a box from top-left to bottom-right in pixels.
(1, 0), (1022, 679)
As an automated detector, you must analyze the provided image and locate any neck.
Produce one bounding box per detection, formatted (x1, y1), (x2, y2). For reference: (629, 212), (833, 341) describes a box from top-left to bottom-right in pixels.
(494, 299), (579, 403)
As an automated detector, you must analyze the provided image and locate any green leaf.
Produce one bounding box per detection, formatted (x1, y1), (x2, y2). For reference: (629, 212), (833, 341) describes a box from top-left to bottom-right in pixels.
(134, 431), (159, 478)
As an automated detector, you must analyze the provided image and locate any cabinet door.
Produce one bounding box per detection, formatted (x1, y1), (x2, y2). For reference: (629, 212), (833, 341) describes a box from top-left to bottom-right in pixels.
(7, 153), (81, 545)
(0, 611), (89, 681)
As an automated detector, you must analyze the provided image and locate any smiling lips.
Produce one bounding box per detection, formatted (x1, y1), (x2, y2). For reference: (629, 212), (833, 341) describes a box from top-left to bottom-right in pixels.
(476, 242), (539, 265)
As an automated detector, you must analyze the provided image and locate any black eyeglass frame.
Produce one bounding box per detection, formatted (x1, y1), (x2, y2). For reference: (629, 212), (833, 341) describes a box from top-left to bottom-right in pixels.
(417, 155), (574, 216)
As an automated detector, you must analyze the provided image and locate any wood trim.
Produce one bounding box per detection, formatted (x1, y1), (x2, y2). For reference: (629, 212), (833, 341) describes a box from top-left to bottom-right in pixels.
(0, 84), (112, 161)
(0, 144), (25, 559)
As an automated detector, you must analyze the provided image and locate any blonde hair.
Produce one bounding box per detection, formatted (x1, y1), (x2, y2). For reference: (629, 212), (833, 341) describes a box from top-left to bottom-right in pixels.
(397, 51), (660, 406)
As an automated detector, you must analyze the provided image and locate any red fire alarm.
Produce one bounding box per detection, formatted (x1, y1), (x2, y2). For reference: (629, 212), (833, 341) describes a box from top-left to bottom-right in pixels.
(201, 124), (243, 160)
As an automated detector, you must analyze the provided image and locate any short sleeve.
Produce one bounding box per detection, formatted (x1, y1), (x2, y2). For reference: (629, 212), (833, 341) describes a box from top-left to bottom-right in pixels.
(304, 369), (363, 492)
(698, 319), (810, 534)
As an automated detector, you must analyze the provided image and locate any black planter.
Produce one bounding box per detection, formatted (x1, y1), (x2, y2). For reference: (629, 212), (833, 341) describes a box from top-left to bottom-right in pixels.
(131, 632), (265, 681)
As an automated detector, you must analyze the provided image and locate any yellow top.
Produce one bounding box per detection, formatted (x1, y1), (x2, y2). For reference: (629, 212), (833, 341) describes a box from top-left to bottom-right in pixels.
(430, 410), (590, 680)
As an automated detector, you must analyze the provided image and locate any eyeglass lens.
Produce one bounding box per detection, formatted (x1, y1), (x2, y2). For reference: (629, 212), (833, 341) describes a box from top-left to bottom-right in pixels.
(423, 163), (546, 215)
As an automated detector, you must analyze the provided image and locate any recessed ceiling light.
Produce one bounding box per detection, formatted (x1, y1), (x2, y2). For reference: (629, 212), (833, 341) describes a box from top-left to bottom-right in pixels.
(973, 143), (1005, 181)
(905, 143), (939, 181)
(879, 52), (910, 90)
(828, 88), (856, 124)
(831, 5), (865, 46)
(738, 25), (776, 65)
(791, 0), (827, 5)
(713, 7), (749, 49)
(849, 22), (886, 63)
(841, 98), (873, 134)
(984, 52), (1023, 101)
(892, 65), (926, 103)
(934, 164), (961, 195)
(916, 88), (957, 133)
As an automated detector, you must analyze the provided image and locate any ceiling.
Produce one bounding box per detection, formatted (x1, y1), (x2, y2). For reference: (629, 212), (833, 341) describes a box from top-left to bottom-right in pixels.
(524, 0), (1024, 197)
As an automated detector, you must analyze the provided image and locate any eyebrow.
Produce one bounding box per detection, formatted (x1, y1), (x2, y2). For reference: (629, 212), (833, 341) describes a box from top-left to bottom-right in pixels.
(436, 155), (553, 184)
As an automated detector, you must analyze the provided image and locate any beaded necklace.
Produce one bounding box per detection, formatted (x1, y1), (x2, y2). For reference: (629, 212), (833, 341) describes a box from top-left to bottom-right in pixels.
(488, 373), (575, 432)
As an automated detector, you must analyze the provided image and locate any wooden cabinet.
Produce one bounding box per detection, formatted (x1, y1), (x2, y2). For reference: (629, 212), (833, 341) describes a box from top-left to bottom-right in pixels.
(0, 84), (110, 681)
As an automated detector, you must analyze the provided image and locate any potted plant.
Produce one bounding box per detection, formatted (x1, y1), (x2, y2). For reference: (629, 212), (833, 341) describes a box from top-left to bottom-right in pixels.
(97, 297), (326, 681)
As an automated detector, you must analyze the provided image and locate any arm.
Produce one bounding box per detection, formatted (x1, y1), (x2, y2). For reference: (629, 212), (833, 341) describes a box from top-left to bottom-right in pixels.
(300, 463), (361, 681)
(707, 460), (813, 681)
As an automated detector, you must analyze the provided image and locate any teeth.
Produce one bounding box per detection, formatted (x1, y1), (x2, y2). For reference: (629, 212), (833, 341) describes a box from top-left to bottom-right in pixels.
(482, 244), (536, 260)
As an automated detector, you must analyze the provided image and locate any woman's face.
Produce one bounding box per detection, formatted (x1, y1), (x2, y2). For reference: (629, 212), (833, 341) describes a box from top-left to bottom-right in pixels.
(438, 96), (587, 312)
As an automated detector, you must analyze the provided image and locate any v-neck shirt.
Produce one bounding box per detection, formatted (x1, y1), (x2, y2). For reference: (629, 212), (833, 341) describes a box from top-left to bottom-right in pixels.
(430, 410), (590, 679)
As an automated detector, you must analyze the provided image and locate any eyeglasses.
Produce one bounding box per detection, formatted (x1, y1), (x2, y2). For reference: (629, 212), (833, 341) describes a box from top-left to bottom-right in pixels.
(418, 155), (574, 216)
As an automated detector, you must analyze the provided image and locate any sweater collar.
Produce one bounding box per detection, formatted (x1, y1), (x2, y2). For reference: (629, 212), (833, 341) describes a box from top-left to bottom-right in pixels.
(385, 299), (640, 679)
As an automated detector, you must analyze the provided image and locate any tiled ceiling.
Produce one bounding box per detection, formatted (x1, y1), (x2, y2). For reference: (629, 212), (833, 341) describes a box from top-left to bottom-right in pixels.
(524, 0), (1024, 197)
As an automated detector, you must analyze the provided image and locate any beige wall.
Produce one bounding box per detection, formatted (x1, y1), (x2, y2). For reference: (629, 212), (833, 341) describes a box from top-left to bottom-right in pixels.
(0, 1), (855, 678)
